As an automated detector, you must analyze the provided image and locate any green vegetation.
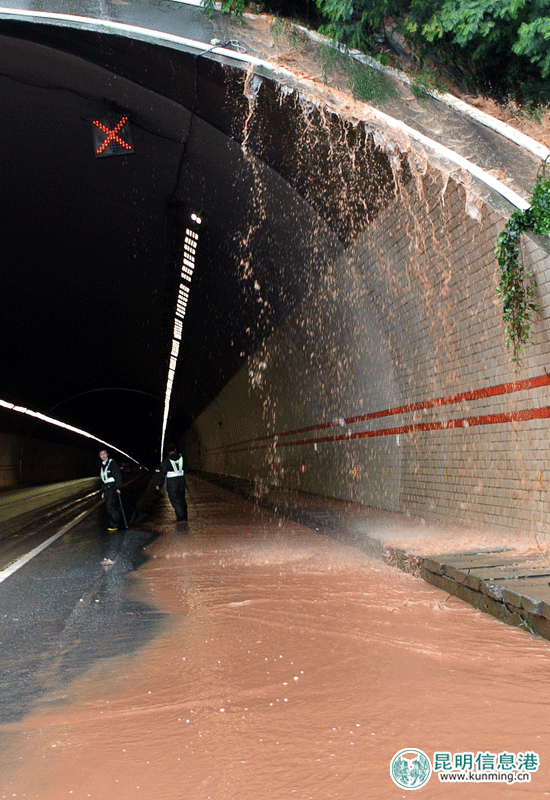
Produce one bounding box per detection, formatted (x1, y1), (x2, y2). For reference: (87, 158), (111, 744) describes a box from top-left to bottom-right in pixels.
(410, 68), (446, 104)
(202, 0), (550, 105)
(202, 0), (245, 20)
(203, 0), (322, 24)
(270, 15), (309, 48)
(400, 0), (550, 103)
(495, 157), (550, 367)
(316, 0), (550, 104)
(320, 44), (396, 103)
(200, 0), (550, 367)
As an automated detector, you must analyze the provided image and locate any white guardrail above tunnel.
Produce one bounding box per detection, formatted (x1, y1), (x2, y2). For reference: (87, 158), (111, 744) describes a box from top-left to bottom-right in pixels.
(1, 4), (548, 216)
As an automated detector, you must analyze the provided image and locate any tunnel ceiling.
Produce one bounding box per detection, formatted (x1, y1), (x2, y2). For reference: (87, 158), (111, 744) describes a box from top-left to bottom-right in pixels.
(0, 15), (402, 466)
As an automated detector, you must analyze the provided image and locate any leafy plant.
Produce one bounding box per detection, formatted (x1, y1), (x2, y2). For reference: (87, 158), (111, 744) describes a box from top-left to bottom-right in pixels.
(270, 15), (308, 48)
(200, 0), (550, 103)
(495, 157), (550, 367)
(513, 17), (550, 79)
(202, 0), (320, 24)
(271, 14), (288, 44)
(316, 0), (409, 51)
(320, 44), (396, 105)
(410, 67), (445, 104)
(202, 0), (245, 21)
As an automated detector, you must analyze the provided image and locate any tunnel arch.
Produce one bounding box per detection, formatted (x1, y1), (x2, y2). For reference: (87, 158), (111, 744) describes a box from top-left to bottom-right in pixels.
(1, 9), (550, 536)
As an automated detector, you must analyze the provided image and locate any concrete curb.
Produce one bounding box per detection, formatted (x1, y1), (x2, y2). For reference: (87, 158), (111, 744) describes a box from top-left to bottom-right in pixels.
(291, 24), (550, 164)
(0, 5), (543, 213)
(417, 550), (550, 639)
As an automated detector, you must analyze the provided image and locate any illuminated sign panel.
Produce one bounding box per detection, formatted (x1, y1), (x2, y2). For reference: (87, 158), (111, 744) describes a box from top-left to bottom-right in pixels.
(92, 116), (134, 157)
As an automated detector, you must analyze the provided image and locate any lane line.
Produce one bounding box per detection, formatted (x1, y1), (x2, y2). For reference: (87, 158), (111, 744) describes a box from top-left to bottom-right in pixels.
(0, 502), (101, 585)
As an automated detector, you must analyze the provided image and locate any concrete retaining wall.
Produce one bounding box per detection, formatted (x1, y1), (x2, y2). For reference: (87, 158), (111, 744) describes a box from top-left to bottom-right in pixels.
(186, 162), (550, 538)
(0, 431), (96, 490)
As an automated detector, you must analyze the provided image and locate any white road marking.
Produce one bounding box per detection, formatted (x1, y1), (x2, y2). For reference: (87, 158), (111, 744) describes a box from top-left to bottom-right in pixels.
(0, 504), (100, 584)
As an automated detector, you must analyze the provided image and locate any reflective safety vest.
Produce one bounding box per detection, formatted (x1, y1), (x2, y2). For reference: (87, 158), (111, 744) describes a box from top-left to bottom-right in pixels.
(167, 456), (184, 478)
(101, 459), (116, 484)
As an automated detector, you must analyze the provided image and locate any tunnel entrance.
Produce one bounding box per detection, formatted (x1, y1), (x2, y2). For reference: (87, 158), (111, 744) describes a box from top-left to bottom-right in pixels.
(2, 8), (550, 539)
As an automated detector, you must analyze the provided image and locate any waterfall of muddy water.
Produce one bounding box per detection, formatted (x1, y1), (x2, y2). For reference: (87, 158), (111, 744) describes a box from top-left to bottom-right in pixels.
(224, 59), (548, 530)
(2, 479), (550, 799)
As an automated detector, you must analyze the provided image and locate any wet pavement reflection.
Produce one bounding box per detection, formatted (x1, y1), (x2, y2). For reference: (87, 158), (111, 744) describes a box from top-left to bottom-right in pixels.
(2, 476), (550, 799)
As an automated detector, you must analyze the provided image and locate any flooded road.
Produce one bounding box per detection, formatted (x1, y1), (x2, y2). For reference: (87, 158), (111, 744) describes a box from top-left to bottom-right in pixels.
(1, 477), (550, 799)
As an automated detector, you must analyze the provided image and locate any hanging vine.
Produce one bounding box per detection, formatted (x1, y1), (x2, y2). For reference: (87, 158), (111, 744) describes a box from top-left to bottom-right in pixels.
(495, 156), (550, 368)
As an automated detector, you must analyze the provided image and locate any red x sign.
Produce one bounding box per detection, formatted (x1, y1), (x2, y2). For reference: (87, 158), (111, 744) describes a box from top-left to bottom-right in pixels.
(92, 115), (134, 158)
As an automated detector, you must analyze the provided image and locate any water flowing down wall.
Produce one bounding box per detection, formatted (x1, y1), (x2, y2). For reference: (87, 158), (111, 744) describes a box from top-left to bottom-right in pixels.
(187, 79), (550, 537)
(1, 11), (549, 536)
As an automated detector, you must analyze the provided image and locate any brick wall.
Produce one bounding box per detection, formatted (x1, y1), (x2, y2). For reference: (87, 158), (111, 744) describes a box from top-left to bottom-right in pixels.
(186, 158), (550, 537)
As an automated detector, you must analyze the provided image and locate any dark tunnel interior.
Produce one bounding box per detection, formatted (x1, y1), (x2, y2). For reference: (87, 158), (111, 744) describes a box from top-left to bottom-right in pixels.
(0, 16), (400, 469)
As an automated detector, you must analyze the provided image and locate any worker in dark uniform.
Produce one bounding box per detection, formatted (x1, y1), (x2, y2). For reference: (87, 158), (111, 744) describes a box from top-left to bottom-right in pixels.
(156, 443), (189, 521)
(99, 448), (124, 531)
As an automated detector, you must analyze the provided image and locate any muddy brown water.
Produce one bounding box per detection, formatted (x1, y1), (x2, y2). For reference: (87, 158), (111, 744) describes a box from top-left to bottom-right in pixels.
(2, 479), (550, 799)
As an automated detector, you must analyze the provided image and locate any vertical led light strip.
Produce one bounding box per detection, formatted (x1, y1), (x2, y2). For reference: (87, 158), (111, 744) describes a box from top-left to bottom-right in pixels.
(160, 215), (201, 455)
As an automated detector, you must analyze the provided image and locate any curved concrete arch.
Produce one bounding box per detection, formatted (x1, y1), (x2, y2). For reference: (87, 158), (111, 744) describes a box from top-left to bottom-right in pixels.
(1, 8), (549, 537)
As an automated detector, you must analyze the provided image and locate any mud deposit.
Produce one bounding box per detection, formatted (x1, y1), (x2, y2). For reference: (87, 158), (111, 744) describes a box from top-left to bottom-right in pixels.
(2, 480), (550, 799)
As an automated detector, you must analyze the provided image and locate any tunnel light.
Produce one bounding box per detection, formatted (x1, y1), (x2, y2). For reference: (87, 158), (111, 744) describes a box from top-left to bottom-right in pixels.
(0, 399), (141, 465)
(159, 225), (200, 453)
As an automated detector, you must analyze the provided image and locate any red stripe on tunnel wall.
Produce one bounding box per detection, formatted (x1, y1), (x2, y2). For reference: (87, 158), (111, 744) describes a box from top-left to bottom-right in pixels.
(217, 373), (550, 452)
(345, 374), (550, 424)
(223, 374), (550, 447)
(216, 406), (550, 454)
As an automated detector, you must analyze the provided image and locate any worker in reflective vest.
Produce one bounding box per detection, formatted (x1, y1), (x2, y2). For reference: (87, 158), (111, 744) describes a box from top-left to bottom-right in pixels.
(99, 448), (124, 531)
(156, 443), (189, 522)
